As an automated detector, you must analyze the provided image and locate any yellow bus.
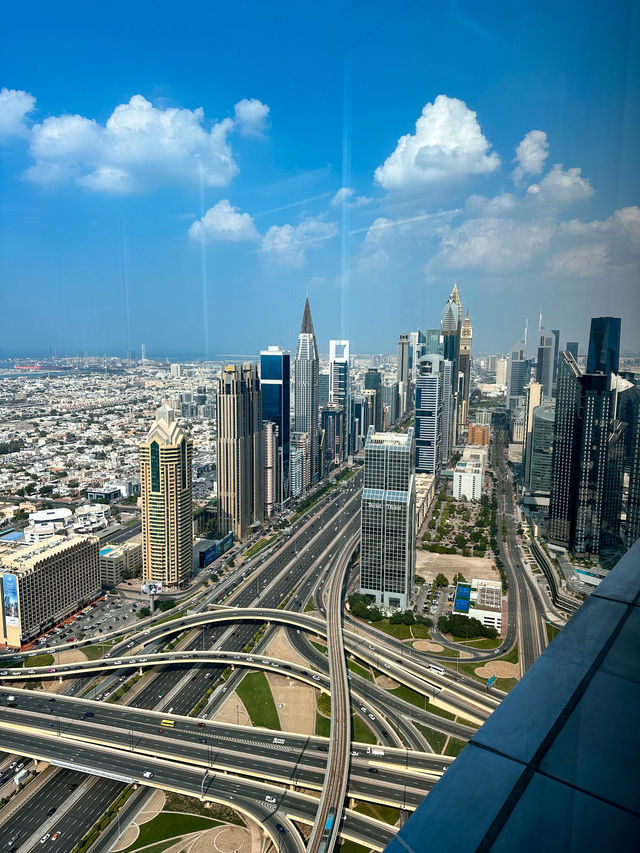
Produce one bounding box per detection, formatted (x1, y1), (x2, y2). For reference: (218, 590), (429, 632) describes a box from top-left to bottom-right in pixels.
(161, 719), (175, 728)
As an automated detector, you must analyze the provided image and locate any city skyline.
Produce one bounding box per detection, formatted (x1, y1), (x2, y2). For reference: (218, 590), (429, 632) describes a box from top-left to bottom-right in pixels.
(1, 1), (639, 359)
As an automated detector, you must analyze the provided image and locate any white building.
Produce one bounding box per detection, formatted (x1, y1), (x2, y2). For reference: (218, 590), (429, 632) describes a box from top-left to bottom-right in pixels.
(453, 578), (502, 631)
(495, 358), (508, 387)
(453, 446), (487, 501)
(23, 508), (74, 544)
(415, 473), (436, 528)
(74, 503), (111, 533)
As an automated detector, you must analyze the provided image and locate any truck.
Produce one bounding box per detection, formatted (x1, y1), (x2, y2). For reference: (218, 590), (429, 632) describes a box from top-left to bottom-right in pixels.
(366, 747), (385, 756)
(14, 768), (30, 786)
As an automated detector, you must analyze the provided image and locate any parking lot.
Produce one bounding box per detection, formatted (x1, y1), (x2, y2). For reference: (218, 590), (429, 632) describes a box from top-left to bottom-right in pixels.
(415, 580), (456, 620)
(30, 595), (142, 649)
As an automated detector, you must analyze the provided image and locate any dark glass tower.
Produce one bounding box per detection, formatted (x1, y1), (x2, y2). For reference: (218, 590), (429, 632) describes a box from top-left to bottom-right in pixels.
(364, 368), (383, 431)
(587, 317), (621, 375)
(260, 346), (290, 501)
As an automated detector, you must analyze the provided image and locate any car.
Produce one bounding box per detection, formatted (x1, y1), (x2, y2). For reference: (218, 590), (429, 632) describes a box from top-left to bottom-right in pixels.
(66, 638), (74, 643)
(265, 794), (277, 803)
(48, 697), (56, 702)
(40, 835), (50, 844)
(368, 767), (379, 774)
(143, 770), (154, 778)
(350, 750), (359, 756)
(84, 711), (94, 717)
(9, 761), (17, 768)
(47, 807), (57, 816)
(368, 714), (375, 720)
(197, 722), (206, 728)
(51, 834), (60, 842)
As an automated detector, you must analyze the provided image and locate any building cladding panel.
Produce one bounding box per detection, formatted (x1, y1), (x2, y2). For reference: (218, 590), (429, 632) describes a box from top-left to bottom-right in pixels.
(140, 405), (193, 587)
(360, 427), (416, 610)
(0, 534), (100, 647)
(216, 365), (264, 542)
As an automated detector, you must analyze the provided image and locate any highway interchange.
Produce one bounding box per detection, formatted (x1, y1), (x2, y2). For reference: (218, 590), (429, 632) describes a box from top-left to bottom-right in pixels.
(0, 438), (553, 853)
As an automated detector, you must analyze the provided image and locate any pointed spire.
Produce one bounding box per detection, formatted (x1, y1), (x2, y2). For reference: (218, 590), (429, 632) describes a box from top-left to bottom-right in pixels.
(451, 282), (462, 307)
(463, 310), (471, 326)
(300, 296), (315, 336)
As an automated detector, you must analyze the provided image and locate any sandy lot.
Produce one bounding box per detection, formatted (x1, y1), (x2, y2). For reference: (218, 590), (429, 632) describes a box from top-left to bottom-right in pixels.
(263, 629), (317, 735)
(475, 661), (519, 679)
(416, 551), (500, 584)
(412, 640), (444, 652)
(112, 789), (165, 851)
(214, 692), (252, 727)
(375, 675), (398, 689)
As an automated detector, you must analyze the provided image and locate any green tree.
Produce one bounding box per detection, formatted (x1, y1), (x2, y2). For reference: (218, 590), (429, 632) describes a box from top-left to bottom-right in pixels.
(389, 611), (403, 625)
(137, 607), (151, 619)
(434, 572), (449, 588)
(402, 610), (415, 625)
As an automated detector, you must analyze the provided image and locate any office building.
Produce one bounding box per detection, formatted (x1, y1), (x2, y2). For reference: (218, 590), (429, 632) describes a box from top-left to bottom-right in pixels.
(409, 329), (427, 375)
(529, 401), (555, 494)
(425, 328), (443, 356)
(99, 541), (142, 587)
(468, 423), (490, 446)
(458, 311), (473, 432)
(23, 508), (74, 544)
(364, 368), (383, 430)
(566, 341), (579, 360)
(506, 324), (530, 411)
(495, 357), (508, 387)
(329, 340), (350, 454)
(318, 372), (330, 409)
(441, 285), (461, 384)
(522, 382), (543, 487)
(360, 427), (416, 610)
(260, 345), (290, 501)
(453, 447), (487, 501)
(216, 365), (264, 542)
(294, 298), (320, 486)
(535, 319), (555, 398)
(415, 354), (443, 477)
(170, 363), (183, 379)
(321, 403), (345, 469)
(549, 349), (623, 555)
(441, 359), (455, 466)
(397, 333), (410, 417)
(587, 317), (621, 375)
(625, 392), (640, 549)
(263, 421), (280, 518)
(383, 382), (399, 427)
(0, 534), (100, 648)
(140, 404), (193, 587)
(552, 329), (561, 383)
(475, 408), (492, 427)
(291, 432), (311, 496)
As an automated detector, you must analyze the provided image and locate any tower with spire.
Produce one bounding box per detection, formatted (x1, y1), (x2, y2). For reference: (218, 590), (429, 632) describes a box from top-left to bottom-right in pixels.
(294, 296), (320, 487)
(458, 309), (473, 433)
(441, 283), (463, 445)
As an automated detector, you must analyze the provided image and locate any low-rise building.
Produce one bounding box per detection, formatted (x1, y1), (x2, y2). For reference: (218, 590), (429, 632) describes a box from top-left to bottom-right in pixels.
(99, 541), (142, 586)
(0, 534), (100, 647)
(23, 507), (74, 544)
(74, 503), (111, 533)
(415, 473), (436, 528)
(453, 578), (502, 631)
(468, 423), (490, 446)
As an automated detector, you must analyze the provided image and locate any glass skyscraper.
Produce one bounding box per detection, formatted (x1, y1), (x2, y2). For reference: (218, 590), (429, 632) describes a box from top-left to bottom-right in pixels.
(587, 316), (621, 375)
(260, 345), (290, 502)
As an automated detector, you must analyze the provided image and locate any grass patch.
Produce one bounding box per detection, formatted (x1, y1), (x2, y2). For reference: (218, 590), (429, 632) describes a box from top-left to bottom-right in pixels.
(317, 692), (331, 717)
(315, 711), (330, 737)
(347, 659), (373, 681)
(83, 644), (113, 661)
(353, 801), (400, 826)
(389, 683), (428, 711)
(546, 623), (561, 643)
(410, 625), (432, 639)
(311, 641), (328, 655)
(454, 637), (502, 650)
(499, 644), (519, 664)
(123, 812), (221, 851)
(163, 793), (244, 825)
(425, 703), (457, 721)
(415, 723), (447, 753)
(371, 620), (413, 640)
(445, 737), (467, 757)
(495, 677), (518, 692)
(22, 653), (54, 668)
(304, 598), (315, 613)
(339, 842), (370, 853)
(244, 533), (280, 558)
(122, 842), (174, 853)
(352, 714), (377, 745)
(235, 671), (280, 730)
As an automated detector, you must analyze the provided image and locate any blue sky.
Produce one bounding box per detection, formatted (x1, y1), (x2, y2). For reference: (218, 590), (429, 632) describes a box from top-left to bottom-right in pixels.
(1, 0), (638, 358)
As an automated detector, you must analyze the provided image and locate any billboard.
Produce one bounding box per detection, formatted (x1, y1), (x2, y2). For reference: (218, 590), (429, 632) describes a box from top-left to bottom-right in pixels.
(199, 531), (234, 569)
(2, 573), (19, 626)
(141, 582), (163, 595)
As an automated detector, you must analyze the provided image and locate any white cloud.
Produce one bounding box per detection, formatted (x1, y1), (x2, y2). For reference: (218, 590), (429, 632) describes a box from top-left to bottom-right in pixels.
(436, 216), (554, 272)
(189, 199), (259, 243)
(0, 88), (35, 137)
(234, 98), (270, 137)
(330, 187), (374, 208)
(513, 130), (548, 183)
(526, 164), (594, 204)
(261, 218), (337, 267)
(562, 206), (640, 244)
(466, 192), (517, 215)
(548, 243), (610, 277)
(2, 91), (268, 193)
(374, 95), (500, 192)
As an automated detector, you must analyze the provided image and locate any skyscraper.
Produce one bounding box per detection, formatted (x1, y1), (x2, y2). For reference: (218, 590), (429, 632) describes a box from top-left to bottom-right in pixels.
(329, 339), (350, 455)
(397, 333), (410, 417)
(321, 403), (345, 469)
(415, 355), (443, 477)
(458, 311), (473, 432)
(360, 427), (416, 610)
(535, 318), (555, 398)
(318, 372), (330, 409)
(587, 317), (621, 375)
(441, 359), (454, 465)
(216, 364), (265, 540)
(139, 404), (193, 587)
(566, 341), (579, 360)
(625, 392), (640, 549)
(522, 381), (543, 488)
(294, 297), (320, 486)
(263, 421), (280, 518)
(441, 284), (461, 383)
(506, 324), (530, 412)
(529, 401), (555, 494)
(364, 368), (383, 431)
(552, 329), (561, 383)
(260, 345), (290, 502)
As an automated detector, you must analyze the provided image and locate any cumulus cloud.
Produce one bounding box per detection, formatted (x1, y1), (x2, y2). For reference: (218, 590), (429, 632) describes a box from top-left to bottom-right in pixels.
(188, 199), (259, 243)
(437, 216), (554, 272)
(0, 87), (35, 137)
(374, 95), (500, 192)
(547, 243), (610, 277)
(513, 130), (548, 183)
(330, 187), (374, 208)
(261, 218), (337, 267)
(234, 98), (270, 137)
(526, 164), (594, 204)
(1, 90), (269, 193)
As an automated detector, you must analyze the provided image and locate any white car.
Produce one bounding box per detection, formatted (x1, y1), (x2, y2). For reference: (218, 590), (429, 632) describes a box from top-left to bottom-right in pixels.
(40, 835), (50, 844)
(143, 770), (154, 778)
(265, 795), (277, 803)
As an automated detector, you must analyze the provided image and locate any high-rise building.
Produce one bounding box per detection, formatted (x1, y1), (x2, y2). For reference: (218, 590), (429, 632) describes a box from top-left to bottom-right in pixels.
(441, 359), (454, 466)
(263, 421), (280, 518)
(360, 427), (416, 610)
(318, 372), (330, 409)
(566, 341), (579, 360)
(425, 329), (443, 356)
(475, 409), (492, 427)
(535, 318), (555, 398)
(522, 382), (543, 487)
(625, 392), (640, 549)
(260, 345), (290, 501)
(409, 329), (427, 375)
(140, 404), (193, 587)
(506, 324), (530, 411)
(397, 333), (410, 417)
(458, 311), (473, 431)
(552, 329), (561, 383)
(170, 363), (183, 379)
(321, 403), (345, 469)
(529, 401), (555, 494)
(364, 368), (383, 430)
(216, 365), (264, 541)
(294, 298), (319, 486)
(587, 317), (621, 375)
(415, 354), (443, 477)
(441, 284), (461, 384)
(495, 357), (508, 387)
(549, 351), (622, 555)
(329, 340), (350, 455)
(291, 432), (311, 494)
